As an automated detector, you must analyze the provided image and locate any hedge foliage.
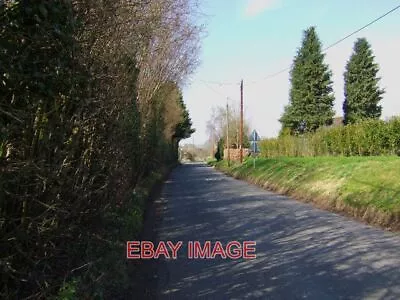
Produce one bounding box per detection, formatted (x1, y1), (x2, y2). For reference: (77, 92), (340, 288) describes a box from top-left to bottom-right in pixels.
(260, 118), (400, 158)
(0, 1), (199, 298)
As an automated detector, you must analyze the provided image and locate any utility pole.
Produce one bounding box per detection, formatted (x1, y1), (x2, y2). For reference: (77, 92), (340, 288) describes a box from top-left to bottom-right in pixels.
(240, 79), (244, 163)
(211, 130), (214, 158)
(226, 100), (230, 167)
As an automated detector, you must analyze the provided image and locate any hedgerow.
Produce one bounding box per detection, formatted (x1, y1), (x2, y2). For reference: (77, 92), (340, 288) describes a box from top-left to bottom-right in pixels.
(260, 118), (400, 158)
(1, 1), (200, 298)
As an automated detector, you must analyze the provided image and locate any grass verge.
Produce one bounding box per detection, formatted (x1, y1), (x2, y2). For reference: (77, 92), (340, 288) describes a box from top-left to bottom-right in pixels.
(212, 156), (400, 231)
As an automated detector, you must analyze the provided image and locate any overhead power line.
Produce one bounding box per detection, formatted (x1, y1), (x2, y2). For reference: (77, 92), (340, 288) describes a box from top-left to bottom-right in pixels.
(200, 80), (229, 98)
(200, 4), (400, 86)
(200, 80), (240, 86)
(200, 79), (239, 102)
(323, 4), (400, 52)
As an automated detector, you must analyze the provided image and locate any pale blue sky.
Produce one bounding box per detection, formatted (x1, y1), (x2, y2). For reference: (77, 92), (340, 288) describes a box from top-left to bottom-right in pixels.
(182, 0), (400, 145)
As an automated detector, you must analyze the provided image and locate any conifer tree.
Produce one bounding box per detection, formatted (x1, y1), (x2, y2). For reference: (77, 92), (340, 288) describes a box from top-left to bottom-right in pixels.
(343, 38), (384, 124)
(280, 26), (335, 134)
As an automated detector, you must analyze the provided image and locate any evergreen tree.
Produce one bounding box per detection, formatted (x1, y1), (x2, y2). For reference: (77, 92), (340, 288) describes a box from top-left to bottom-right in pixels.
(174, 94), (196, 141)
(343, 38), (384, 124)
(215, 137), (224, 161)
(280, 26), (335, 134)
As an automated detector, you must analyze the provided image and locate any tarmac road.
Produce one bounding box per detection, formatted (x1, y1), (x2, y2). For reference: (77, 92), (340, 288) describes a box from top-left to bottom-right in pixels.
(155, 163), (400, 299)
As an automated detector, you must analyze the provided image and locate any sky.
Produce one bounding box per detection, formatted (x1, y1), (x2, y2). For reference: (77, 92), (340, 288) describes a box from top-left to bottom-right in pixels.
(182, 0), (400, 145)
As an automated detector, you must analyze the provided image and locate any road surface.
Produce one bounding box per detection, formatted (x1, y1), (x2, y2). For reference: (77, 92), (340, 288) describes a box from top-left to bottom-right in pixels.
(155, 163), (400, 299)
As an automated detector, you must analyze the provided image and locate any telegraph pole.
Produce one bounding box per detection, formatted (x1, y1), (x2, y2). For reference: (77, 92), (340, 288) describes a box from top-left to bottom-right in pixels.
(226, 101), (230, 166)
(211, 130), (214, 158)
(240, 79), (244, 163)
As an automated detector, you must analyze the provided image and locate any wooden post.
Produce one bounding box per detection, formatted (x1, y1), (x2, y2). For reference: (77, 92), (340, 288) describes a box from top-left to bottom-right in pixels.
(226, 101), (230, 166)
(240, 80), (243, 163)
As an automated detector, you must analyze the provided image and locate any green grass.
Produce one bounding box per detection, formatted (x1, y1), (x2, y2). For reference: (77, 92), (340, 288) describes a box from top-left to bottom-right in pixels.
(216, 156), (400, 218)
(207, 158), (218, 166)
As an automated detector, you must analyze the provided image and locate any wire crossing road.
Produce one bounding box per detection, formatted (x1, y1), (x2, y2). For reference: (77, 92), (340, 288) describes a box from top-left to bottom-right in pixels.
(155, 163), (400, 299)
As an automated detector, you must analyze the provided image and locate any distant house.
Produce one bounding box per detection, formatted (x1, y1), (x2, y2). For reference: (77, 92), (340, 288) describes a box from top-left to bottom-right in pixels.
(332, 117), (344, 127)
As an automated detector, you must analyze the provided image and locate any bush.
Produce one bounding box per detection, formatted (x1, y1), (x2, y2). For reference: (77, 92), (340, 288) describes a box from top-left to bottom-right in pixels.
(260, 118), (400, 158)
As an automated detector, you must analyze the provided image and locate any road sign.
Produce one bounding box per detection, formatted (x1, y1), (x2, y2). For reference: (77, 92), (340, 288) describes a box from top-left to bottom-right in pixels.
(249, 130), (260, 168)
(250, 141), (260, 153)
(249, 130), (260, 142)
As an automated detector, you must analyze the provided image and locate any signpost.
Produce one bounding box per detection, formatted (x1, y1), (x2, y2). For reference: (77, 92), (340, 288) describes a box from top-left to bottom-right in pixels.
(249, 129), (260, 168)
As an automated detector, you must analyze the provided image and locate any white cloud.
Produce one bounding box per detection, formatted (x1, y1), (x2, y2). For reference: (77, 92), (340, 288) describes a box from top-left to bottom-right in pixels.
(244, 0), (280, 17)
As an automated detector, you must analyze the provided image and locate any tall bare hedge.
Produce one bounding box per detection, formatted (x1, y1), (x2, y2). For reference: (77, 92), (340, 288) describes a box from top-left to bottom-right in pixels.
(1, 0), (200, 298)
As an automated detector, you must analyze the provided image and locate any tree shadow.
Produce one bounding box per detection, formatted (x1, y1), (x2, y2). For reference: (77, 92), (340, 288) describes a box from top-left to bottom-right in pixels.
(153, 163), (400, 299)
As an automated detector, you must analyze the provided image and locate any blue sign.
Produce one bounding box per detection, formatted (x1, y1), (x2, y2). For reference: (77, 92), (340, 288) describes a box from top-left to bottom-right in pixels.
(250, 141), (260, 153)
(249, 130), (260, 142)
(249, 129), (260, 154)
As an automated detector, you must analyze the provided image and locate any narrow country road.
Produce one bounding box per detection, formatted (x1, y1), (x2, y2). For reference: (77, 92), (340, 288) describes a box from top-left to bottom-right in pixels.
(155, 163), (400, 299)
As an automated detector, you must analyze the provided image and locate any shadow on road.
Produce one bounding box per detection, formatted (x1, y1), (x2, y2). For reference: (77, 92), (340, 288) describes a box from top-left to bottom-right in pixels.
(155, 163), (400, 299)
